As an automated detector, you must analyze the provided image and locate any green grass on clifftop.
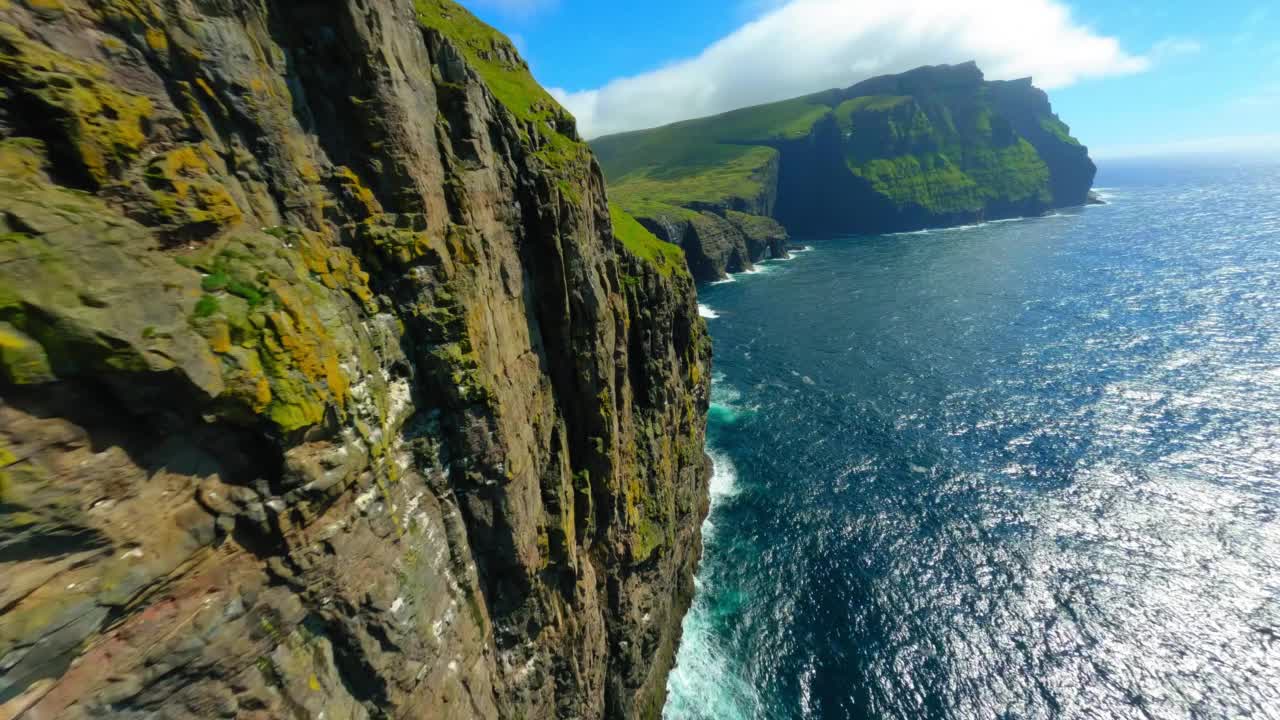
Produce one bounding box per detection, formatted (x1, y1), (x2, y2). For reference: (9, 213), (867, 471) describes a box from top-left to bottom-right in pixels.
(593, 63), (1086, 224)
(1039, 116), (1082, 146)
(833, 95), (911, 125)
(593, 95), (833, 212)
(414, 0), (582, 166)
(593, 95), (830, 178)
(609, 204), (687, 279)
(607, 145), (779, 217)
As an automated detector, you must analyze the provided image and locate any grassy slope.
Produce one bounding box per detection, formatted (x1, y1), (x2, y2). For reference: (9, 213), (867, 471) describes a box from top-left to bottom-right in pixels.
(414, 1), (684, 273)
(609, 204), (687, 279)
(833, 95), (911, 125)
(414, 0), (574, 153)
(837, 90), (1051, 215)
(593, 94), (832, 214)
(416, 4), (541, 110)
(593, 66), (1076, 222)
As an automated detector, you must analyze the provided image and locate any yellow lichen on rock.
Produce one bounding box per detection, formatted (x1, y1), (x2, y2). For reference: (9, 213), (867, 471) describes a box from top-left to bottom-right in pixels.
(207, 319), (233, 354)
(357, 217), (441, 268)
(86, 0), (161, 24)
(286, 227), (376, 309)
(0, 137), (47, 181)
(144, 27), (167, 52)
(142, 144), (243, 233)
(217, 344), (274, 414)
(333, 166), (382, 217)
(174, 81), (221, 143)
(0, 23), (153, 186)
(269, 280), (350, 407)
(0, 321), (55, 384)
(21, 0), (64, 13)
(183, 233), (363, 433)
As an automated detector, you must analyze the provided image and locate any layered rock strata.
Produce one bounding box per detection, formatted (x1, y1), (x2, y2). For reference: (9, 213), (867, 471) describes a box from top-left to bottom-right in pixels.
(0, 2), (711, 718)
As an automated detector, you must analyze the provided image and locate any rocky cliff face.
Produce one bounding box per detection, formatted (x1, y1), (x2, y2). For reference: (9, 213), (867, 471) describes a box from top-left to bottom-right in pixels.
(593, 62), (1097, 282)
(772, 63), (1097, 235)
(635, 208), (789, 283)
(0, 2), (711, 719)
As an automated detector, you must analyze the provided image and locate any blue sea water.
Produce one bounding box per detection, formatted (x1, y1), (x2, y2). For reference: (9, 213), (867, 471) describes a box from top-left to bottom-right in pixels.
(665, 161), (1280, 720)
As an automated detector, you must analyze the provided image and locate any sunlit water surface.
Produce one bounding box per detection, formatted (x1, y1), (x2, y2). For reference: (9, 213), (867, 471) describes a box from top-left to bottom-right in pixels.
(665, 162), (1280, 720)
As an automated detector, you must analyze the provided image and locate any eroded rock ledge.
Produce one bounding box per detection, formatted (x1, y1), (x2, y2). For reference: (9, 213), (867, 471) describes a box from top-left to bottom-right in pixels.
(0, 2), (711, 718)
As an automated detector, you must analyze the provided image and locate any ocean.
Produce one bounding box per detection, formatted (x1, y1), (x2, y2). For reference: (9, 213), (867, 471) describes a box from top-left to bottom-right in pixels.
(666, 160), (1280, 719)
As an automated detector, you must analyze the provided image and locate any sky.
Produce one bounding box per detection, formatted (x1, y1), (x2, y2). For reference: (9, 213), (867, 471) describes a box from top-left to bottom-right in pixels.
(457, 0), (1279, 159)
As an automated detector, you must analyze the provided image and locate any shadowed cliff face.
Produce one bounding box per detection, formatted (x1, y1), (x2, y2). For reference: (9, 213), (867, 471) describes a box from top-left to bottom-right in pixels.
(773, 64), (1098, 235)
(0, 2), (711, 719)
(593, 62), (1097, 282)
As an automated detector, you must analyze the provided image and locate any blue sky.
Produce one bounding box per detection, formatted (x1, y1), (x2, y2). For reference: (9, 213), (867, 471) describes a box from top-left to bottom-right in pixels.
(459, 0), (1279, 158)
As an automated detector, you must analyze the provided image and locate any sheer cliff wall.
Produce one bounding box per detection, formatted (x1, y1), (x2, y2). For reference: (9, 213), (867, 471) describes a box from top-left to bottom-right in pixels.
(0, 2), (710, 718)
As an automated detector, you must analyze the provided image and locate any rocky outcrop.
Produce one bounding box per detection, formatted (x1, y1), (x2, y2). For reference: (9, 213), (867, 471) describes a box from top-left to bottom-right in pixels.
(772, 62), (1097, 234)
(986, 77), (1097, 208)
(0, 2), (710, 719)
(593, 62), (1097, 282)
(633, 208), (789, 282)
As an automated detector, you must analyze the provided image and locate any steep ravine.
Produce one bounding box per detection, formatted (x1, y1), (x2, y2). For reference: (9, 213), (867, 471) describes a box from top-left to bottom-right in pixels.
(0, 2), (710, 719)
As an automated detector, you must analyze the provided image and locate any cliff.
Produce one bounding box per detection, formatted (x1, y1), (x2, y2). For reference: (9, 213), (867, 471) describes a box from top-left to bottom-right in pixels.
(592, 62), (1097, 282)
(0, 2), (710, 719)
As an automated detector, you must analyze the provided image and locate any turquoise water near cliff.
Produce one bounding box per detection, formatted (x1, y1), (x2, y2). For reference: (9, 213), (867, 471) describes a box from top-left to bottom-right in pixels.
(666, 161), (1280, 719)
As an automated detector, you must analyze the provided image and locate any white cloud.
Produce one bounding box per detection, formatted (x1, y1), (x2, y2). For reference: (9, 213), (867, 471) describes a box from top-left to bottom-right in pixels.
(552, 0), (1150, 139)
(1093, 134), (1280, 159)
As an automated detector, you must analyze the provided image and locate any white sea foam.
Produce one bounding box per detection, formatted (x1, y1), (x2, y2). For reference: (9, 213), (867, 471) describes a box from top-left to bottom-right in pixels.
(663, 610), (759, 720)
(936, 222), (986, 233)
(891, 214), (1060, 237)
(789, 245), (813, 253)
(1092, 187), (1120, 202)
(663, 448), (758, 720)
(708, 402), (740, 424)
(698, 304), (720, 319)
(711, 258), (790, 284)
(710, 373), (740, 404)
(706, 449), (739, 500)
(708, 376), (745, 424)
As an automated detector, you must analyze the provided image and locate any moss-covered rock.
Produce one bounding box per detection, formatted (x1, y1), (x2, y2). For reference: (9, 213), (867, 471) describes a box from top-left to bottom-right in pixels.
(0, 320), (53, 383)
(180, 232), (363, 432)
(0, 171), (224, 399)
(0, 22), (153, 187)
(139, 144), (243, 237)
(0, 2), (711, 719)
